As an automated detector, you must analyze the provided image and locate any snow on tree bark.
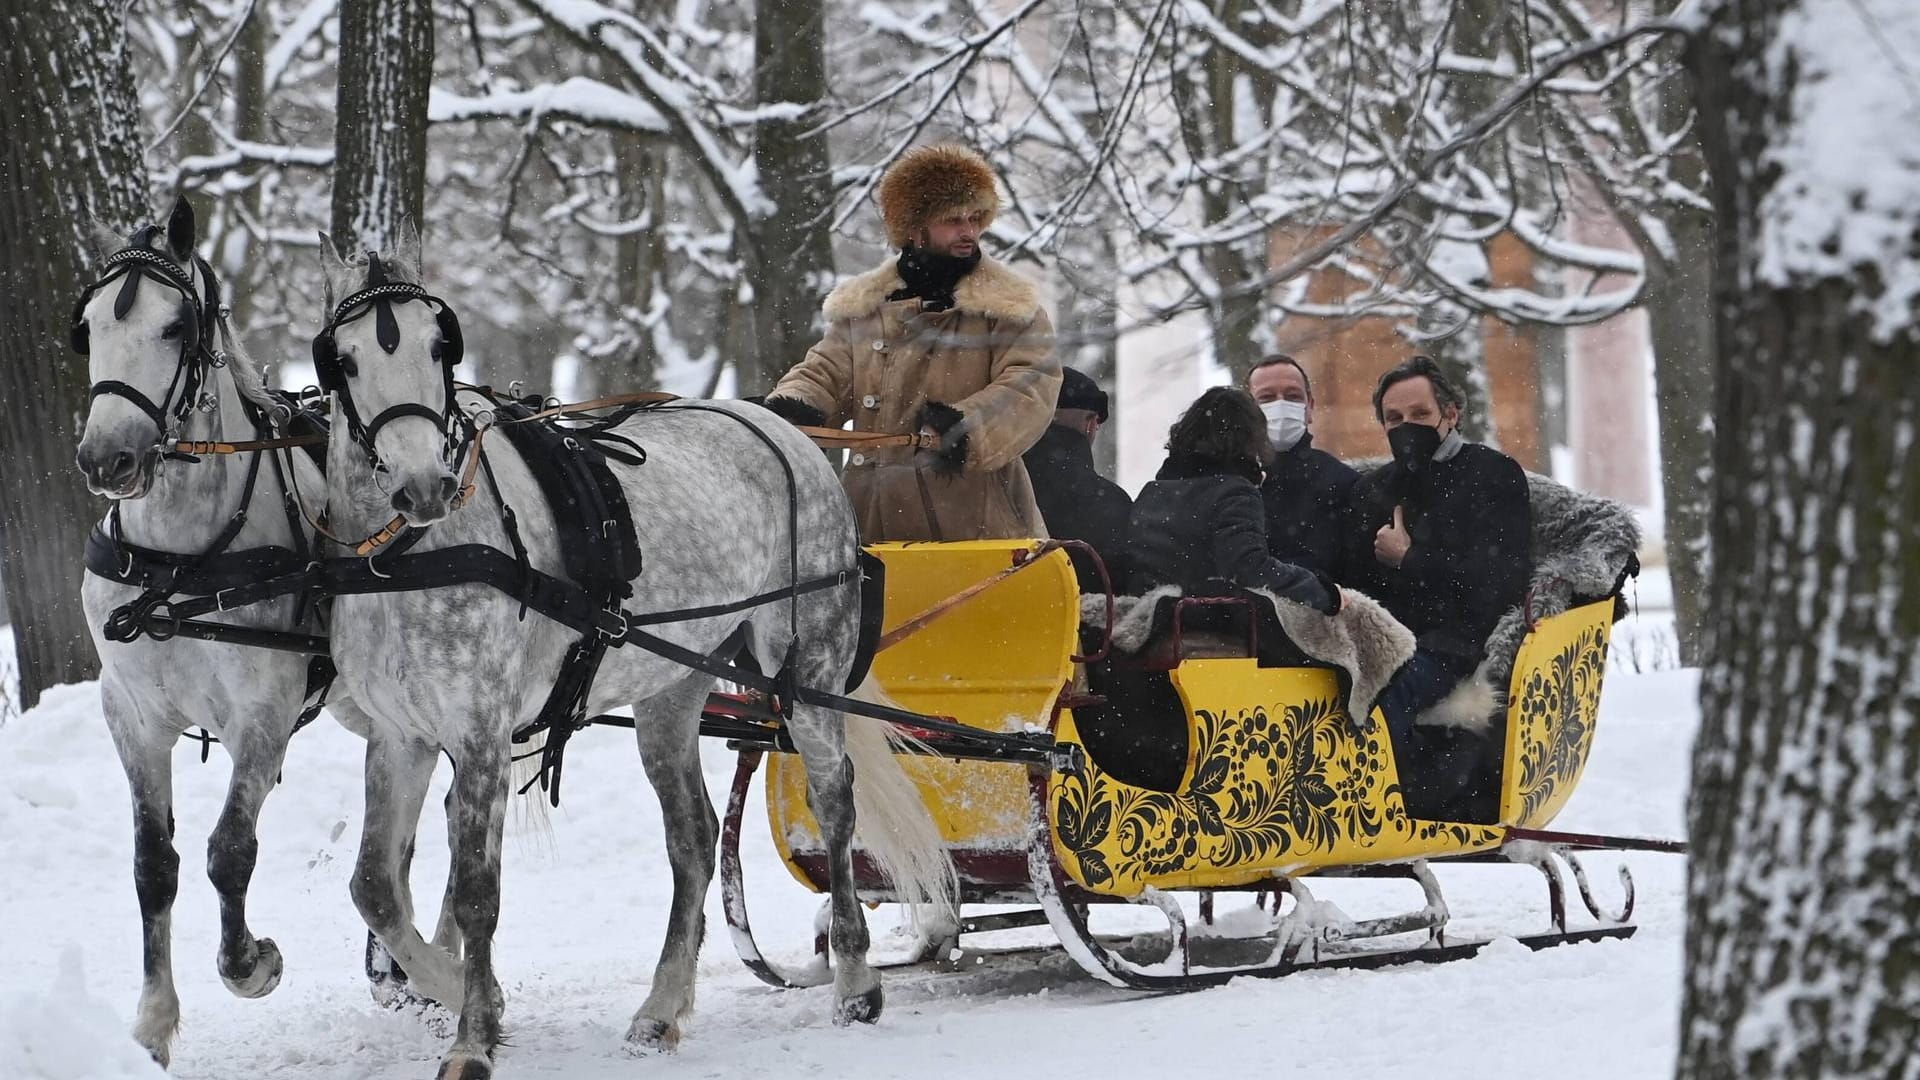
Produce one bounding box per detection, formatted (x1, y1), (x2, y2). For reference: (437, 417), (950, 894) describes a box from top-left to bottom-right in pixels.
(1681, 1), (1920, 1076)
(749, 0), (835, 395)
(331, 0), (434, 254)
(1643, 188), (1716, 667)
(0, 0), (149, 708)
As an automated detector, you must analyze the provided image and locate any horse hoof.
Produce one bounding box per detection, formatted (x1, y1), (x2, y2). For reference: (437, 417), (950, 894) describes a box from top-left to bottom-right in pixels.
(624, 1016), (679, 1052)
(435, 1053), (493, 1080)
(221, 937), (283, 999)
(833, 984), (884, 1026)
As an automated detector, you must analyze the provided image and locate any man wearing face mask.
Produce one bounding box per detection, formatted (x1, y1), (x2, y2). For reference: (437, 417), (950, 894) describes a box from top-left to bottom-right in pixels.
(1247, 355), (1359, 579)
(1353, 355), (1532, 823)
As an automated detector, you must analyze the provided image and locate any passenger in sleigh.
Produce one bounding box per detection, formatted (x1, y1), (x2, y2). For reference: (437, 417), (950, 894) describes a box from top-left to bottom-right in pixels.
(1348, 357), (1532, 824)
(1073, 389), (1418, 791)
(1127, 387), (1341, 629)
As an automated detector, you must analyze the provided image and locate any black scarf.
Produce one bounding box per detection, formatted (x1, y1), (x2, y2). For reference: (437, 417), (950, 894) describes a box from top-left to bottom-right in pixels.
(890, 245), (980, 310)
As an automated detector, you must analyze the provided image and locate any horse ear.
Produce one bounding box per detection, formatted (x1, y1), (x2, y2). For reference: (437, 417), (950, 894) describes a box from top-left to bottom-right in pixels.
(390, 217), (423, 282)
(87, 219), (124, 261)
(166, 195), (197, 264)
(318, 232), (353, 306)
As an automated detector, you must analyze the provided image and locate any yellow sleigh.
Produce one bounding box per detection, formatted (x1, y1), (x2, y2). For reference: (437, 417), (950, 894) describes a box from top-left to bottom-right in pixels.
(720, 540), (1680, 989)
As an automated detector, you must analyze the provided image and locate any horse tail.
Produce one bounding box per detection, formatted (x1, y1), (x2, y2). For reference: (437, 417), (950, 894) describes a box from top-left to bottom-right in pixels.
(842, 677), (958, 915)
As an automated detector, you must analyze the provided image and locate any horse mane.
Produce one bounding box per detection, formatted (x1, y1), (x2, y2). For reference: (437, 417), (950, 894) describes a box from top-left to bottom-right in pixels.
(217, 328), (282, 417)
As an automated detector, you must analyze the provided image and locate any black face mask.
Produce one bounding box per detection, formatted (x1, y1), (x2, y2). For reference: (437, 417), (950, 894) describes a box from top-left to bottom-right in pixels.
(1387, 422), (1443, 474)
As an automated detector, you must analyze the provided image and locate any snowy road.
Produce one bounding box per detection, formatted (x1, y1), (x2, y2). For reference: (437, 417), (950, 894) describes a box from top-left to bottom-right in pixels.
(1, 621), (1695, 1080)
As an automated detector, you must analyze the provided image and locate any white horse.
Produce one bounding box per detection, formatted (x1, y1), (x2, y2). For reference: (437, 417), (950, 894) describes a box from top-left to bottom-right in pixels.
(73, 199), (333, 1065)
(313, 234), (953, 1080)
(73, 200), (462, 1066)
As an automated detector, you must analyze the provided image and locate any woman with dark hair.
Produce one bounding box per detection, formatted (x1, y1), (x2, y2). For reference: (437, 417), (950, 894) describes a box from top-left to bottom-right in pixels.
(1126, 387), (1341, 614)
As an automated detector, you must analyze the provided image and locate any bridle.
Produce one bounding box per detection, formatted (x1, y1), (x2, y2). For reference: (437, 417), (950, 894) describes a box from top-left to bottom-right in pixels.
(71, 229), (227, 451)
(306, 255), (486, 555)
(310, 254), (468, 476)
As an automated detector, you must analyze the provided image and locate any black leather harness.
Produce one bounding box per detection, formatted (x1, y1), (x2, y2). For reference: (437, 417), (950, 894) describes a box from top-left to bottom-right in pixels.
(94, 391), (991, 801)
(85, 393), (340, 754)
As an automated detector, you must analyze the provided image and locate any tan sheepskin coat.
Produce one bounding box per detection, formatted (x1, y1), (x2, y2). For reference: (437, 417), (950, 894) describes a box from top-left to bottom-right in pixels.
(771, 255), (1061, 542)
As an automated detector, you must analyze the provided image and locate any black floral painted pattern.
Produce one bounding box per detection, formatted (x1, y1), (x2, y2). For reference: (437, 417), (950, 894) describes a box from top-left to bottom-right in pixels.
(1054, 692), (1500, 891)
(1510, 625), (1608, 825)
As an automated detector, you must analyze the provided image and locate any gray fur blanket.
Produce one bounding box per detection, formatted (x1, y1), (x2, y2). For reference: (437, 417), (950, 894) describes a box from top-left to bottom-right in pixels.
(1082, 469), (1638, 733)
(1082, 586), (1415, 725)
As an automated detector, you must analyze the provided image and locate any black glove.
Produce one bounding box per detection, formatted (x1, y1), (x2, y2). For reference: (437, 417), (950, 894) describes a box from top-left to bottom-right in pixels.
(756, 395), (827, 427)
(916, 401), (968, 476)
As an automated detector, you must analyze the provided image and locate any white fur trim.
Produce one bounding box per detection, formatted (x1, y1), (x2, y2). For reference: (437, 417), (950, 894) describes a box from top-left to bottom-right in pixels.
(1413, 678), (1502, 734)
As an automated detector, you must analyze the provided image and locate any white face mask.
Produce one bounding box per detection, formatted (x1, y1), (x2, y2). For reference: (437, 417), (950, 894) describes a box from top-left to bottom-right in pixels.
(1261, 399), (1308, 452)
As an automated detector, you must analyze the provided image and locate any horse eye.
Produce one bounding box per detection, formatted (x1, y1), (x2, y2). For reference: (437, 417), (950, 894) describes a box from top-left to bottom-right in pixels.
(340, 356), (360, 378)
(161, 320), (185, 340)
(430, 339), (444, 362)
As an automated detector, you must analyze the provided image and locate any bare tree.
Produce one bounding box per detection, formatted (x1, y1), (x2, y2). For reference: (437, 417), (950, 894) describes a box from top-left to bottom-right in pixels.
(1680, 0), (1920, 1075)
(0, 0), (150, 707)
(331, 0), (434, 251)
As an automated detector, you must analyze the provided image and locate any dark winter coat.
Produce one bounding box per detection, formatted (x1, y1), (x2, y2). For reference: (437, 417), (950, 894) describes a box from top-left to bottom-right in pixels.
(1259, 432), (1360, 581)
(1023, 423), (1133, 593)
(1350, 441), (1533, 674)
(1126, 453), (1339, 613)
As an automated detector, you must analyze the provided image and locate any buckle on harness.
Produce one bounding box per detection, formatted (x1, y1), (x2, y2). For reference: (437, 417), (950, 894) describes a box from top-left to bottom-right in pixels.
(215, 587), (237, 611)
(144, 602), (183, 642)
(595, 608), (629, 641)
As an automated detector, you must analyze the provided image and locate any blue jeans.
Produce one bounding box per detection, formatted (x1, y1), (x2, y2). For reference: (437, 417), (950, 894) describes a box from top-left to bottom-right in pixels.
(1375, 651), (1499, 823)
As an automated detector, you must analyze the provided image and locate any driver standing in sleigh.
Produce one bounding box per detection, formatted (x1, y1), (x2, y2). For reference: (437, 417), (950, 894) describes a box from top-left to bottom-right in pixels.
(761, 143), (1062, 542)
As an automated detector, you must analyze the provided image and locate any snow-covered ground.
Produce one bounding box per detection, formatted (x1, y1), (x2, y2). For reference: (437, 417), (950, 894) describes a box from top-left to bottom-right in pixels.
(0, 617), (1694, 1080)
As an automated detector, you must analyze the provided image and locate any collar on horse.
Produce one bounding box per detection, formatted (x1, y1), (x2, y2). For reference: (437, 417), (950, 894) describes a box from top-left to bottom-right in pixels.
(71, 231), (230, 448)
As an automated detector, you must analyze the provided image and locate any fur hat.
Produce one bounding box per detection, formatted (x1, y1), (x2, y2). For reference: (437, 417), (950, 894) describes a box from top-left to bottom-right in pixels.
(877, 144), (1000, 249)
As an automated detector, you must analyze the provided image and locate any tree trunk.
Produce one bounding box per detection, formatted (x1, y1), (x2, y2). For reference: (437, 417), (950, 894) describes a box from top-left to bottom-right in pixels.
(611, 134), (667, 392)
(1425, 321), (1495, 445)
(1643, 48), (1716, 667)
(1192, 0), (1268, 384)
(331, 0), (435, 252)
(746, 0), (834, 396)
(222, 1), (270, 330)
(1417, 0), (1503, 445)
(1642, 218), (1714, 667)
(0, 0), (149, 707)
(1679, 2), (1920, 1076)
(1054, 257), (1122, 477)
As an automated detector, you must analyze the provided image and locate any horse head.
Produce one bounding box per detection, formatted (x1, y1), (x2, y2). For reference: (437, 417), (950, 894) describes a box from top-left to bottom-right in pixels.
(74, 196), (218, 498)
(315, 222), (467, 526)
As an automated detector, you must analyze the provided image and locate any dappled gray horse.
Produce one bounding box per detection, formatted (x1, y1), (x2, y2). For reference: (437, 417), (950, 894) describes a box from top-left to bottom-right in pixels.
(315, 234), (952, 1080)
(73, 200), (329, 1066)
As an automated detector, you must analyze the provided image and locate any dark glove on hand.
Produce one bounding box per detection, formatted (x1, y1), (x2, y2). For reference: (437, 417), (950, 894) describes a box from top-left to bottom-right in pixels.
(916, 401), (968, 477)
(758, 395), (827, 427)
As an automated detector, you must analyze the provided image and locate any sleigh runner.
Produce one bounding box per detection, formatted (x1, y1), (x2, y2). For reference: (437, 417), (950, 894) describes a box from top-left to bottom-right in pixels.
(725, 540), (1681, 990)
